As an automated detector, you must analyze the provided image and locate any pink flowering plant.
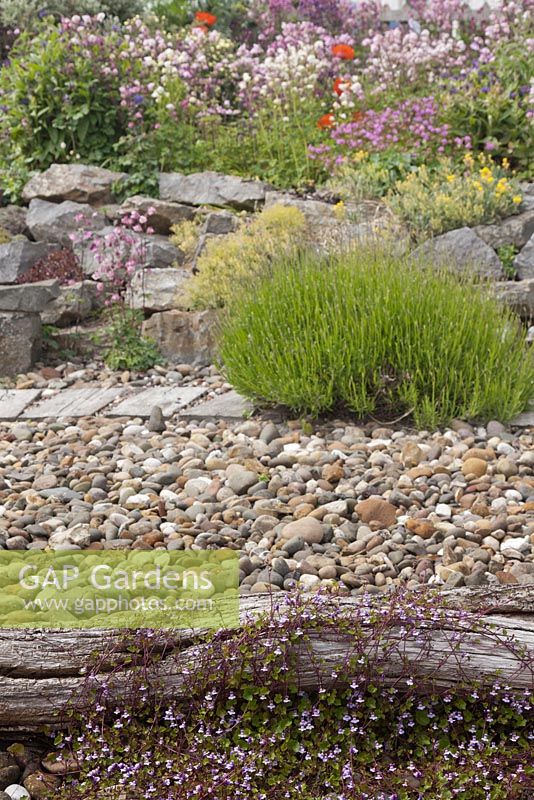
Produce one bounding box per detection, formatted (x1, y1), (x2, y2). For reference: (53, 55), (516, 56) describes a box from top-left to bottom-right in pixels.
(0, 0), (532, 196)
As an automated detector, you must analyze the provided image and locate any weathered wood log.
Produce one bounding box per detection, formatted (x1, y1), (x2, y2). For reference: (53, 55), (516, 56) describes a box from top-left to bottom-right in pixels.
(0, 586), (532, 733)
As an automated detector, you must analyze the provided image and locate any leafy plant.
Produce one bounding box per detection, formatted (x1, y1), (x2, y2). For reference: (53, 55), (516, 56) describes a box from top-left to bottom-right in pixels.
(497, 243), (519, 279)
(55, 591), (534, 799)
(0, 0), (143, 29)
(218, 244), (534, 427)
(387, 154), (522, 241)
(104, 308), (162, 371)
(186, 204), (307, 309)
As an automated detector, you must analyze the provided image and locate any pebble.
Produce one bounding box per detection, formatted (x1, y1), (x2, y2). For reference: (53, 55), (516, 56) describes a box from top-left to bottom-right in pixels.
(0, 365), (531, 595)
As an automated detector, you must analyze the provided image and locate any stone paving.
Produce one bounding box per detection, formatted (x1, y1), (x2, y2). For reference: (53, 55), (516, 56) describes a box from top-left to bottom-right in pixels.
(0, 384), (250, 421)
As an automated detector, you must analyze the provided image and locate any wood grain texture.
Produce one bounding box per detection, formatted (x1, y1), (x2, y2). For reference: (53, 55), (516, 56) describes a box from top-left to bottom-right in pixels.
(0, 586), (531, 732)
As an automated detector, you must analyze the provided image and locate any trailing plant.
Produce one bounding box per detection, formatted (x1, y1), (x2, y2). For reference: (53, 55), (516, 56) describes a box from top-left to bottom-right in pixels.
(54, 590), (534, 799)
(218, 243), (534, 427)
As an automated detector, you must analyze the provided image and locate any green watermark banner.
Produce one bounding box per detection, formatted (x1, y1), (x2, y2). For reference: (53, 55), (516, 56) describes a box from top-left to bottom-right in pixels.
(0, 550), (239, 630)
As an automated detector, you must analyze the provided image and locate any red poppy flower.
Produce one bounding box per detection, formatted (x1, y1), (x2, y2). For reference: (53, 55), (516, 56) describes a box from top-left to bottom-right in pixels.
(194, 10), (217, 26)
(331, 43), (355, 60)
(317, 113), (335, 129)
(333, 77), (346, 96)
(352, 110), (364, 122)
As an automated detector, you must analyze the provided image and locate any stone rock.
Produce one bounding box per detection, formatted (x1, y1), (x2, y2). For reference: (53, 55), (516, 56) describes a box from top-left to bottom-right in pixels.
(462, 457), (487, 478)
(264, 191), (337, 222)
(115, 196), (196, 235)
(475, 209), (534, 251)
(494, 278), (534, 319)
(76, 227), (184, 275)
(226, 464), (258, 495)
(356, 497), (397, 527)
(0, 313), (41, 376)
(280, 517), (324, 545)
(22, 164), (127, 205)
(0, 206), (27, 236)
(147, 406), (165, 433)
(3, 787), (30, 800)
(41, 281), (99, 326)
(401, 441), (423, 467)
(160, 171), (270, 211)
(414, 227), (504, 279)
(513, 233), (534, 280)
(141, 309), (218, 366)
(23, 773), (60, 800)
(0, 768), (20, 791)
(0, 239), (55, 284)
(0, 280), (59, 313)
(26, 199), (106, 247)
(126, 267), (191, 312)
(202, 211), (238, 235)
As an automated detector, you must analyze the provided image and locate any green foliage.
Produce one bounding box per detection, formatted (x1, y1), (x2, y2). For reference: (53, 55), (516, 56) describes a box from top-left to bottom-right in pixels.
(387, 154), (522, 241)
(0, 0), (143, 28)
(442, 38), (534, 178)
(218, 245), (534, 428)
(497, 243), (519, 279)
(56, 592), (534, 799)
(331, 150), (418, 201)
(186, 205), (307, 309)
(0, 22), (142, 184)
(104, 308), (162, 371)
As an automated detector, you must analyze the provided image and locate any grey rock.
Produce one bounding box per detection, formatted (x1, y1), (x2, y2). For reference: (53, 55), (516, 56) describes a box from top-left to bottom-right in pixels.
(264, 191), (337, 222)
(160, 171), (270, 211)
(141, 309), (217, 366)
(0, 280), (59, 313)
(226, 464), (258, 495)
(41, 281), (99, 326)
(0, 206), (27, 236)
(181, 389), (253, 420)
(39, 487), (82, 501)
(76, 227), (184, 276)
(284, 536), (305, 556)
(202, 211), (238, 235)
(0, 313), (41, 376)
(414, 227), (504, 279)
(114, 195), (196, 235)
(26, 199), (106, 247)
(126, 267), (191, 312)
(22, 163), (127, 205)
(494, 278), (534, 319)
(0, 239), (55, 284)
(147, 405), (165, 433)
(513, 233), (534, 280)
(475, 209), (534, 251)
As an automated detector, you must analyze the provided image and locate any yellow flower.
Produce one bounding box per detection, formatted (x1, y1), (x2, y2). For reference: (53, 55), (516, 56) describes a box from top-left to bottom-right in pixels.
(512, 195), (522, 204)
(354, 150), (368, 163)
(446, 174), (456, 183)
(473, 181), (484, 192)
(479, 167), (494, 183)
(502, 157), (510, 169)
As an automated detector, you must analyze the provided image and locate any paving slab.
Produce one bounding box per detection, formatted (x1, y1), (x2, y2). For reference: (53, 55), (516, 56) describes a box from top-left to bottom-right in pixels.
(0, 389), (42, 420)
(181, 390), (253, 420)
(510, 412), (534, 427)
(23, 386), (124, 419)
(108, 386), (208, 418)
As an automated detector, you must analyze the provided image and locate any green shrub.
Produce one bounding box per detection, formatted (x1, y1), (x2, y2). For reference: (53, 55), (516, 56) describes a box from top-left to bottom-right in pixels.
(185, 204), (307, 309)
(387, 154), (522, 241)
(0, 20), (147, 183)
(218, 245), (534, 427)
(0, 0), (142, 28)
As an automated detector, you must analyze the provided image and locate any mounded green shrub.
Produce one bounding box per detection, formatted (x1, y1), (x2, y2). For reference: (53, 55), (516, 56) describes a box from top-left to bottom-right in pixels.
(0, 0), (142, 28)
(218, 246), (534, 428)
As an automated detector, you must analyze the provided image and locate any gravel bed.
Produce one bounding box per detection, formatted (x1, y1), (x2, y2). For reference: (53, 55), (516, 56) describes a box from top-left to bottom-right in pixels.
(0, 363), (533, 595)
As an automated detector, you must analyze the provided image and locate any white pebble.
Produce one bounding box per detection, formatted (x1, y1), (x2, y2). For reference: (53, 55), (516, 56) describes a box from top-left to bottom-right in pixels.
(435, 504), (452, 518)
(4, 786), (30, 800)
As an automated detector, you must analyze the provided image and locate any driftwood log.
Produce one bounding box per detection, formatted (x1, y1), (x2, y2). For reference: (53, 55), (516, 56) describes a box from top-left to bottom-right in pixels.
(0, 585), (532, 733)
